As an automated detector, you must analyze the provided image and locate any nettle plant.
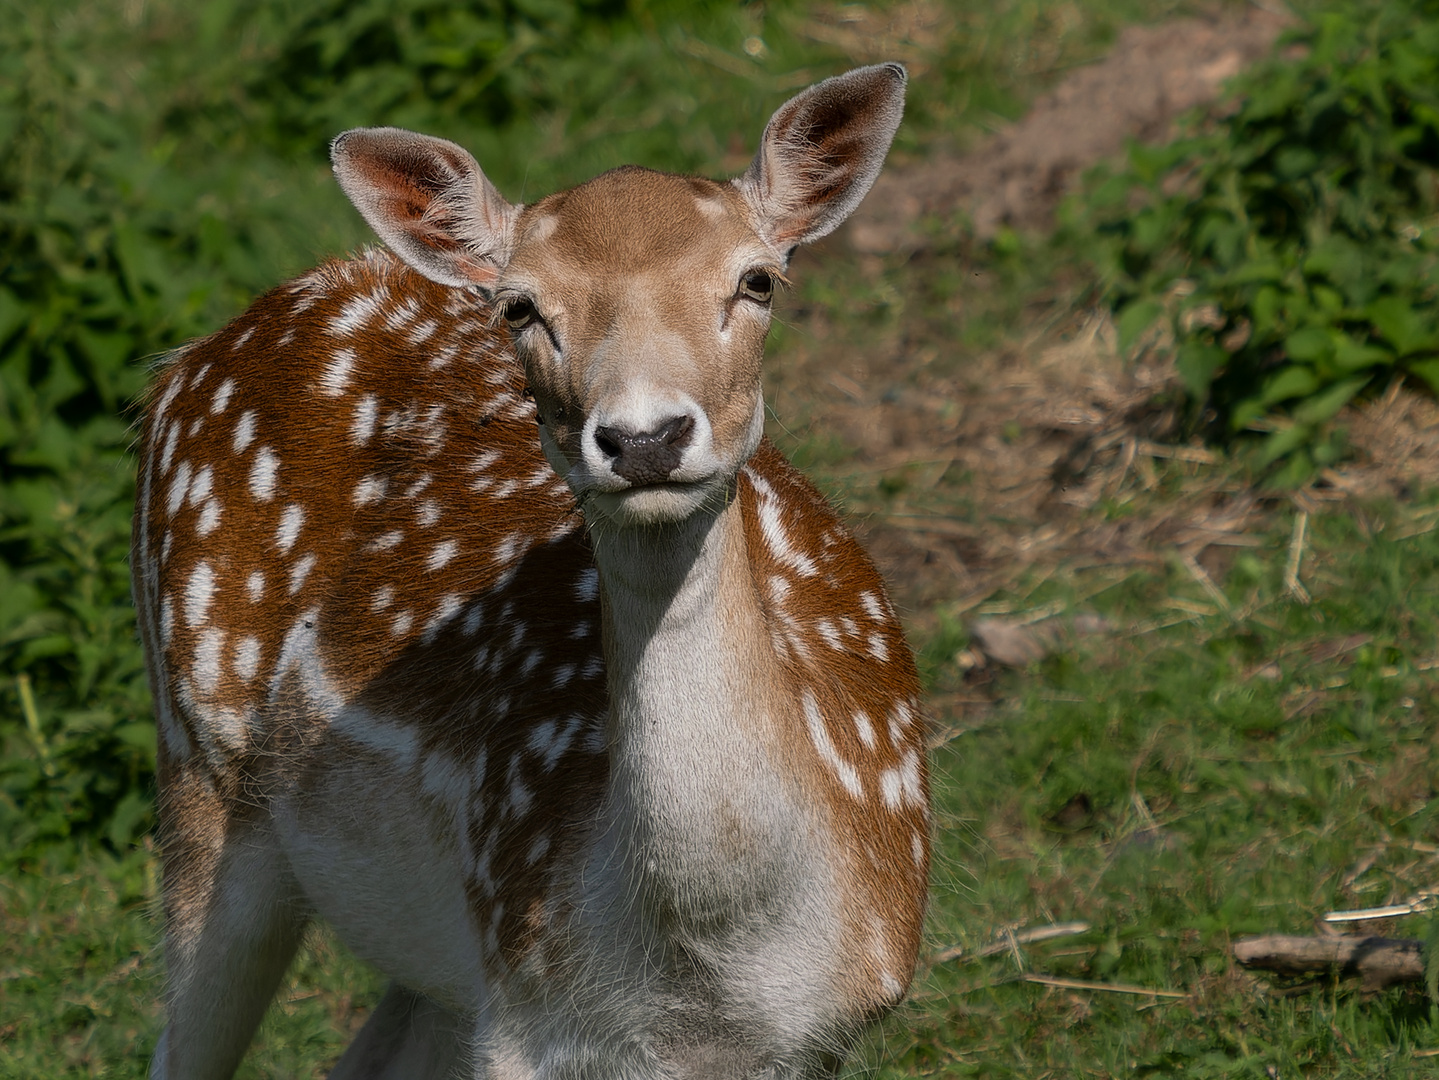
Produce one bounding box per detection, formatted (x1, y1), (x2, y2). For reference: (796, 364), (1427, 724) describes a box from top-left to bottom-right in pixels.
(1082, 0), (1439, 482)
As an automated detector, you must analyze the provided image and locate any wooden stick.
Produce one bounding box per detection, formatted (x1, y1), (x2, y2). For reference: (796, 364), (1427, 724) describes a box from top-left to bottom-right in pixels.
(1233, 933), (1424, 991)
(1020, 974), (1188, 998)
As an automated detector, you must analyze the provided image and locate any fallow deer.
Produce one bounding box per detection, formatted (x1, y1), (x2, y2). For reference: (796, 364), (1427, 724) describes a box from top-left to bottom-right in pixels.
(133, 63), (929, 1079)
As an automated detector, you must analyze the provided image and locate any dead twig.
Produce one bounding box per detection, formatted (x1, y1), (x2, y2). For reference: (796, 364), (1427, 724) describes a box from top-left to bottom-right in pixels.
(1284, 510), (1311, 603)
(930, 921), (1092, 965)
(1180, 549), (1231, 611)
(1019, 973), (1188, 999)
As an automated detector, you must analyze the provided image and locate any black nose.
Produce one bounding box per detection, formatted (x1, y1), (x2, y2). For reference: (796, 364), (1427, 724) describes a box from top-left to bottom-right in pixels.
(593, 415), (695, 486)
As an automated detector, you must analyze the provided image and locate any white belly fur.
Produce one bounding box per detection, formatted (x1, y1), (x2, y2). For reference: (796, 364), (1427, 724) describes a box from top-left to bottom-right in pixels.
(274, 747), (487, 1011)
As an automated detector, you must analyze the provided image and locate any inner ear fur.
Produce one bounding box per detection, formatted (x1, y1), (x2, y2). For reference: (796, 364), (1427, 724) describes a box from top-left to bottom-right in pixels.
(331, 127), (520, 289)
(736, 63), (907, 250)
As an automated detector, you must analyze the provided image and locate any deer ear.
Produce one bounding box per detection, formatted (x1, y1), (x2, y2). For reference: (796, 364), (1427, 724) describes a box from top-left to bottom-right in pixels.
(331, 127), (520, 289)
(736, 63), (906, 250)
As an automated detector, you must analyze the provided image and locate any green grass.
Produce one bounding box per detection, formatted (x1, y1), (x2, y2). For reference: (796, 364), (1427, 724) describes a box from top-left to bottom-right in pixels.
(16, 0), (1439, 1076)
(865, 497), (1439, 1077)
(6, 498), (1439, 1075)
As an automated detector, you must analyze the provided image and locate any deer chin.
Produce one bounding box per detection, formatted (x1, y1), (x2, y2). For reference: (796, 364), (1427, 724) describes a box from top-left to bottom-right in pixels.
(583, 476), (725, 528)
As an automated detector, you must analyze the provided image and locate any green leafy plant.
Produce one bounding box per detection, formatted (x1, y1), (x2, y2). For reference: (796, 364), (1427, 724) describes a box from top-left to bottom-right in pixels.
(1078, 0), (1439, 482)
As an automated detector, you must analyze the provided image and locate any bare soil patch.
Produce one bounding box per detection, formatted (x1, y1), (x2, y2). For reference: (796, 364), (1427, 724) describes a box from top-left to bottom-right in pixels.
(845, 4), (1291, 252)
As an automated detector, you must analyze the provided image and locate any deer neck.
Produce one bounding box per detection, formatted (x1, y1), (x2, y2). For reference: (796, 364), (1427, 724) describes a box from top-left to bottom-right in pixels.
(588, 486), (813, 927)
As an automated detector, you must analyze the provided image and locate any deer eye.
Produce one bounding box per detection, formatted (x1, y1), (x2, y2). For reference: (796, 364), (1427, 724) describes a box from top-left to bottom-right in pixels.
(503, 298), (538, 330)
(739, 271), (774, 304)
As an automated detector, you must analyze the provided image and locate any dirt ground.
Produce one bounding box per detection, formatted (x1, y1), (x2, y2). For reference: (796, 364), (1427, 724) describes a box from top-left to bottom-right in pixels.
(770, 3), (1439, 650)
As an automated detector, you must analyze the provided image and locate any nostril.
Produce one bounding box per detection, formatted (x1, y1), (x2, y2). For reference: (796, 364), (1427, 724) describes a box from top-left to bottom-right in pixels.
(593, 414), (698, 486)
(656, 414), (694, 450)
(594, 426), (624, 460)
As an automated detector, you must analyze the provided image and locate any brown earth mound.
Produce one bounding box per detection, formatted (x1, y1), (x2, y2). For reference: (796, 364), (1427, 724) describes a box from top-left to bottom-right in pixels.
(845, 4), (1290, 252)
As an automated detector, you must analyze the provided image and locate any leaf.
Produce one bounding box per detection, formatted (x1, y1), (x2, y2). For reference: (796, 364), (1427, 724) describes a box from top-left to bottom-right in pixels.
(1116, 299), (1165, 355)
(1293, 376), (1368, 424)
(1259, 423), (1315, 467)
(1283, 326), (1335, 364)
(0, 286), (26, 348)
(106, 789), (152, 849)
(1333, 335), (1393, 372)
(1175, 343), (1228, 398)
(1406, 358), (1439, 393)
(1259, 365), (1320, 408)
(1367, 295), (1439, 356)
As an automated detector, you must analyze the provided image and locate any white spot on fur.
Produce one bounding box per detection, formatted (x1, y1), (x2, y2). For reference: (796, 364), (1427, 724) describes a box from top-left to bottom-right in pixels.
(159, 420), (180, 475)
(426, 538), (458, 572)
(189, 465), (213, 506)
(391, 610), (414, 636)
(271, 504), (302, 552)
(803, 690), (862, 800)
(249, 446), (279, 501)
(353, 475), (387, 506)
(527, 720), (556, 757)
(210, 380), (237, 417)
(576, 567), (599, 603)
(196, 499), (222, 536)
(898, 749), (923, 807)
(288, 552), (316, 594)
(351, 394), (378, 445)
(246, 570), (265, 602)
(234, 637), (262, 682)
(185, 562), (216, 627)
(750, 473), (818, 577)
(463, 605), (484, 635)
(194, 627), (225, 693)
(166, 460), (192, 517)
(504, 753), (533, 817)
(329, 292), (384, 337)
(371, 585), (395, 612)
(859, 590), (884, 623)
(879, 768), (903, 811)
(232, 410), (256, 455)
(160, 594), (175, 646)
(868, 632), (890, 661)
(854, 711), (877, 750)
(321, 347), (355, 396)
(416, 498), (442, 527)
(421, 594), (464, 643)
(366, 530), (403, 552)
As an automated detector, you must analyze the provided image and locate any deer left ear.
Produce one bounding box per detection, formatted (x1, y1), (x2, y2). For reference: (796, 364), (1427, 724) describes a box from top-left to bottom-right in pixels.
(735, 63), (906, 250)
(331, 127), (520, 289)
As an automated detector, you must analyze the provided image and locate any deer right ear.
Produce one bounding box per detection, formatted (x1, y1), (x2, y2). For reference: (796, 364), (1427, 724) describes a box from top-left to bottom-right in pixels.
(736, 63), (906, 251)
(331, 128), (520, 289)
